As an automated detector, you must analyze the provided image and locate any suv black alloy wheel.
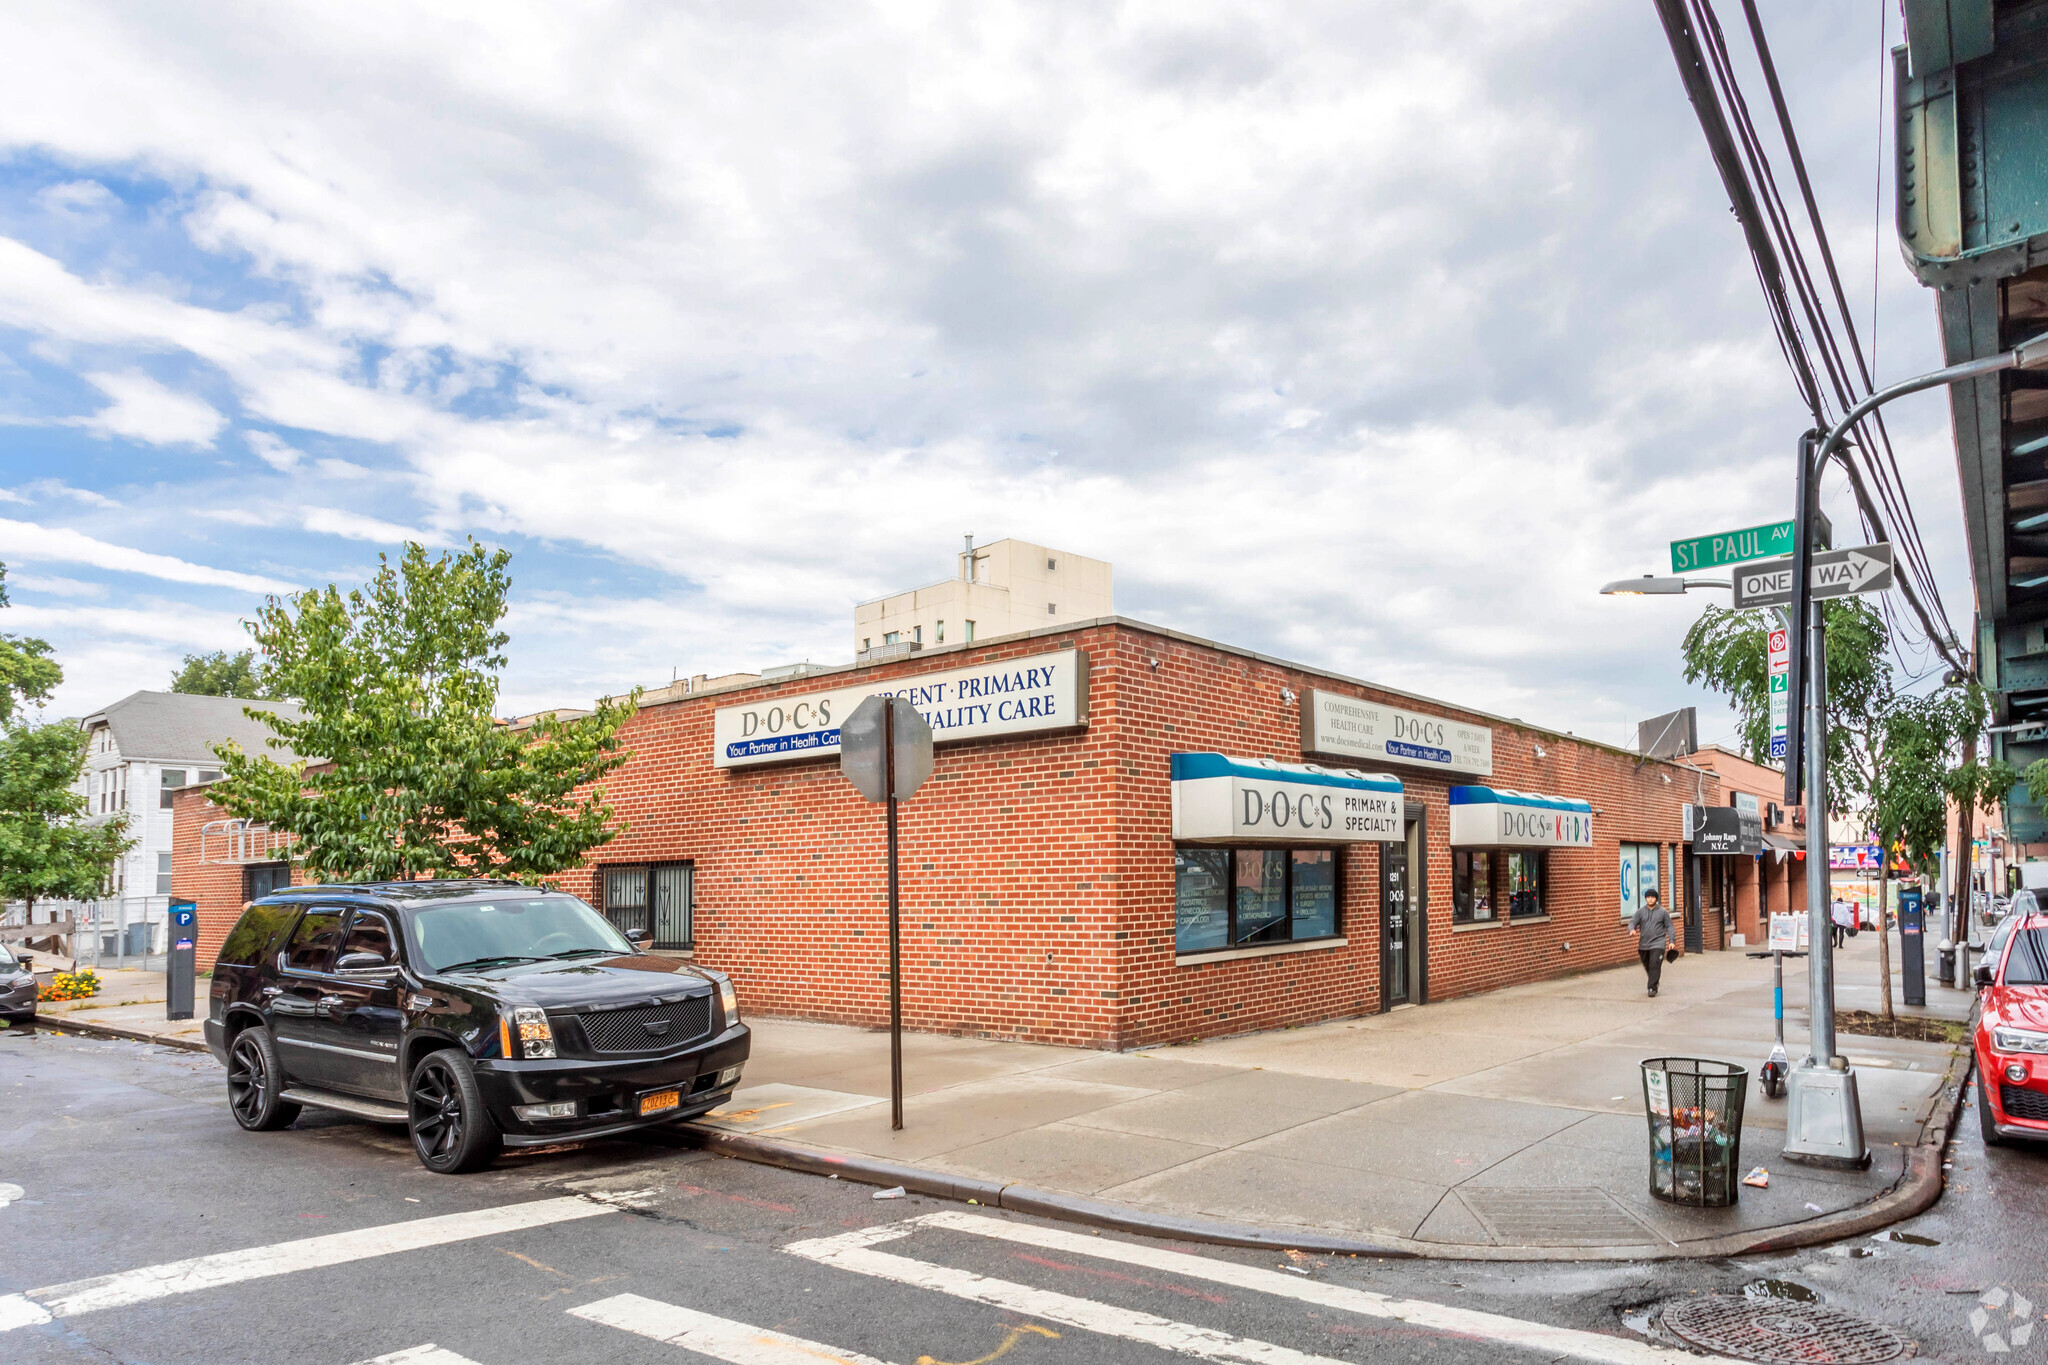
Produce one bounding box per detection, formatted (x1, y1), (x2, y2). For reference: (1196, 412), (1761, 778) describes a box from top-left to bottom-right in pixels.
(227, 1028), (302, 1131)
(408, 1049), (502, 1174)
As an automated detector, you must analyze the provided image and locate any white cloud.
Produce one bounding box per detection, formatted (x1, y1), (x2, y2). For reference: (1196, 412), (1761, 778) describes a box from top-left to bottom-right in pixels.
(0, 517), (298, 594)
(245, 430), (301, 470)
(73, 371), (227, 447)
(300, 506), (442, 545)
(34, 179), (118, 217)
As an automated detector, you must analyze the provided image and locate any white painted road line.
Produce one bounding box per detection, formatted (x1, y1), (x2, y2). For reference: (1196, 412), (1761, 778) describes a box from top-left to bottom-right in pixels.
(571, 1293), (897, 1365)
(788, 1214), (1703, 1365)
(349, 1347), (487, 1365)
(0, 1197), (617, 1332)
(787, 1234), (1357, 1365)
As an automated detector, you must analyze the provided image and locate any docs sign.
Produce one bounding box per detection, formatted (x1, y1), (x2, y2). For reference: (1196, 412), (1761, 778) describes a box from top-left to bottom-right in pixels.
(713, 649), (1087, 768)
(1170, 753), (1404, 843)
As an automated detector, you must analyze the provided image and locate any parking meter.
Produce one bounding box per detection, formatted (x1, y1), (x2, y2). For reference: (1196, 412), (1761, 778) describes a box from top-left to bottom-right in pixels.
(1897, 889), (1925, 1007)
(166, 900), (197, 1022)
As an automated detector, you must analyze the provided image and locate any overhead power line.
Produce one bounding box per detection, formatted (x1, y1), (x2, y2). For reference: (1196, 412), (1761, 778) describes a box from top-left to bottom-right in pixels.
(1649, 0), (1970, 678)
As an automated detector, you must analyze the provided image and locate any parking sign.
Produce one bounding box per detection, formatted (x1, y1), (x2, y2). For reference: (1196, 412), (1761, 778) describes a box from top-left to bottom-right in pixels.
(1767, 626), (1790, 760)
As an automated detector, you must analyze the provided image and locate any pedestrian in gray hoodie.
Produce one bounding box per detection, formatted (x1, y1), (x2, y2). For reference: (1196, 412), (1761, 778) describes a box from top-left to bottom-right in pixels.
(1631, 887), (1672, 997)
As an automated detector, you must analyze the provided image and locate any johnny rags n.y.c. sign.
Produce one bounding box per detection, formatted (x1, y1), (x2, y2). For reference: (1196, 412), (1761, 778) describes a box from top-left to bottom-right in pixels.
(712, 649), (1088, 768)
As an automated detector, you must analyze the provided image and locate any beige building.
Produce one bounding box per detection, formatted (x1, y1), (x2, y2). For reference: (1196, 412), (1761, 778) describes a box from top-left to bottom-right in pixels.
(854, 537), (1113, 659)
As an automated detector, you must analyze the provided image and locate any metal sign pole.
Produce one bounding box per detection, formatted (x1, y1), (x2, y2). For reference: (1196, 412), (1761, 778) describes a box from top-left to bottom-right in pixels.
(884, 699), (903, 1132)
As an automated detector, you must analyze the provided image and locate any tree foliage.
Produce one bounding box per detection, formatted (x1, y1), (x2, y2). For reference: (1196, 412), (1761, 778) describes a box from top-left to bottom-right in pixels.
(0, 562), (62, 723)
(0, 720), (133, 908)
(169, 649), (273, 699)
(1680, 596), (1889, 813)
(209, 540), (637, 883)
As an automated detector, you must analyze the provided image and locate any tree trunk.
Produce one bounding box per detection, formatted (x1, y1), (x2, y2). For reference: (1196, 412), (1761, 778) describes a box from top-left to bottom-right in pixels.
(1876, 853), (1894, 1021)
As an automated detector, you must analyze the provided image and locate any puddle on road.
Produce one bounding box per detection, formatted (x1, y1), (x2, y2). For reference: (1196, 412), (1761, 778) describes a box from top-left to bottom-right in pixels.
(1619, 1310), (1655, 1336)
(1873, 1230), (1941, 1246)
(1743, 1278), (1822, 1303)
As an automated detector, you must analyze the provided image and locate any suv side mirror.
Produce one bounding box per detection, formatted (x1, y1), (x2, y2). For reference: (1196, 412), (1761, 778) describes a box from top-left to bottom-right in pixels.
(625, 929), (651, 946)
(1974, 964), (1995, 989)
(336, 951), (391, 972)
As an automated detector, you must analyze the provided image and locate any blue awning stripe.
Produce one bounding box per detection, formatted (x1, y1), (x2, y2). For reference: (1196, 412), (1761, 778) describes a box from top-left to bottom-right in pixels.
(1169, 752), (1402, 793)
(1448, 784), (1592, 813)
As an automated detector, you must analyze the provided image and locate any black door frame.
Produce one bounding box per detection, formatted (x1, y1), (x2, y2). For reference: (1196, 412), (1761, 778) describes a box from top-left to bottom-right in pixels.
(1380, 802), (1429, 1011)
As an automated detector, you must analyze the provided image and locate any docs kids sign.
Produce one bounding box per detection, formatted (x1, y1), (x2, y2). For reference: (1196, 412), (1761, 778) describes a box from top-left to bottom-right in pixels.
(712, 649), (1088, 768)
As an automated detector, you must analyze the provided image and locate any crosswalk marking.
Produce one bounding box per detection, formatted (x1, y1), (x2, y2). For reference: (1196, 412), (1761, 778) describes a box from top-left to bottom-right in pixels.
(787, 1213), (1702, 1365)
(0, 1197), (617, 1332)
(787, 1231), (1364, 1365)
(571, 1293), (895, 1365)
(349, 1347), (486, 1365)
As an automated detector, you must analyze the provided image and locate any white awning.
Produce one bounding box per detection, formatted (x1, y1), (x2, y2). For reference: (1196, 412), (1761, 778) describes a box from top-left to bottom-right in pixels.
(1447, 786), (1593, 849)
(1170, 753), (1404, 843)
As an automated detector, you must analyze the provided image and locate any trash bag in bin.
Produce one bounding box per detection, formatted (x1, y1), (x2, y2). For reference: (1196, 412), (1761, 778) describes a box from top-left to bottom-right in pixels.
(1642, 1057), (1747, 1207)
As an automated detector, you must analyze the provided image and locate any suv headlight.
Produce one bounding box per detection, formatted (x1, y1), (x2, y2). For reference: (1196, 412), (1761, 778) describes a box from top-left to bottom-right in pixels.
(511, 1006), (556, 1059)
(711, 972), (739, 1026)
(1992, 1026), (2048, 1054)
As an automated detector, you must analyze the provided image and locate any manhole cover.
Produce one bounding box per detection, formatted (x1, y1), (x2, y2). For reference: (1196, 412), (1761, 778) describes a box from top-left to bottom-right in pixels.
(1662, 1296), (1912, 1363)
(1458, 1188), (1659, 1246)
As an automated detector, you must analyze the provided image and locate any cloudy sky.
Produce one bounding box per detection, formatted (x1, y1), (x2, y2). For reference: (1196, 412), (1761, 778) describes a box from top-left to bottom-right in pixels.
(0, 1), (1960, 749)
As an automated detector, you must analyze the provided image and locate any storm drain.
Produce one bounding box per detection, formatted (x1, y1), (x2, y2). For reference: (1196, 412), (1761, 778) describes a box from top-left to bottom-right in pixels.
(1661, 1296), (1912, 1363)
(1457, 1188), (1660, 1246)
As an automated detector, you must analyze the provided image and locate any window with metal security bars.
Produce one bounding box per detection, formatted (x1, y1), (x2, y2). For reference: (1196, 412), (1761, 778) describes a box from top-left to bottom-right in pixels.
(602, 862), (693, 949)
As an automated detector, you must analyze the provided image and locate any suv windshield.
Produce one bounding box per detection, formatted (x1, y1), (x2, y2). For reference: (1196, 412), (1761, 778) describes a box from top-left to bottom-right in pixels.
(411, 895), (634, 974)
(2005, 927), (2048, 986)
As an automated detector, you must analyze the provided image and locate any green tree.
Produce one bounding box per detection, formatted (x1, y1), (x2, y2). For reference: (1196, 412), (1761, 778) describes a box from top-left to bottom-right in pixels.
(209, 540), (637, 883)
(0, 562), (63, 722)
(0, 720), (134, 922)
(1681, 597), (1890, 814)
(169, 649), (271, 699)
(1866, 695), (1959, 1019)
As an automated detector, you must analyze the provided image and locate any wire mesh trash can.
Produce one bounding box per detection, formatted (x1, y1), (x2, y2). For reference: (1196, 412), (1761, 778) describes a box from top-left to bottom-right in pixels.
(1642, 1058), (1747, 1207)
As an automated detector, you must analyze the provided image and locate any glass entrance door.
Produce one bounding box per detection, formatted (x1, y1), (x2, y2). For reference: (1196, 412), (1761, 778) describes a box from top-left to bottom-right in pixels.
(1382, 834), (1411, 1007)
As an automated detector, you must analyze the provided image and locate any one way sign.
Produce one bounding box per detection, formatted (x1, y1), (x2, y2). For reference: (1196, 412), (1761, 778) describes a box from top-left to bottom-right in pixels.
(1733, 543), (1895, 609)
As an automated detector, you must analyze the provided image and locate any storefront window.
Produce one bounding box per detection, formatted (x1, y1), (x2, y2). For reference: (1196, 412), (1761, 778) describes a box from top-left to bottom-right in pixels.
(1619, 841), (1659, 921)
(1236, 849), (1288, 944)
(1453, 850), (1494, 923)
(1174, 849), (1229, 953)
(1174, 846), (1342, 954)
(1291, 850), (1336, 939)
(1507, 852), (1545, 918)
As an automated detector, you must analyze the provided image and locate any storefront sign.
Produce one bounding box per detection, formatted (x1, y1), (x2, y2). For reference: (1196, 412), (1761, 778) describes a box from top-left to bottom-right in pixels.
(1170, 753), (1403, 843)
(1687, 804), (1762, 855)
(1448, 786), (1594, 848)
(1301, 690), (1493, 777)
(712, 649), (1087, 768)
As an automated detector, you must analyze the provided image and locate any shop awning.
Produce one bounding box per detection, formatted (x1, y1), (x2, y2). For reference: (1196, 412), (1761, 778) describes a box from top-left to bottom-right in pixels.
(1447, 786), (1593, 849)
(1170, 752), (1403, 843)
(1761, 832), (1806, 859)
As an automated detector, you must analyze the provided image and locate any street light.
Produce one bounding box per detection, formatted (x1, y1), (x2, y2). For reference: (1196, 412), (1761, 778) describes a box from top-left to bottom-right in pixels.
(1599, 575), (1732, 595)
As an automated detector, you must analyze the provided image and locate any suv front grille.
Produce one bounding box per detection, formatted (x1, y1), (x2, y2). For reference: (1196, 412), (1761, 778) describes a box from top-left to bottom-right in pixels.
(569, 996), (712, 1054)
(2002, 1083), (2048, 1122)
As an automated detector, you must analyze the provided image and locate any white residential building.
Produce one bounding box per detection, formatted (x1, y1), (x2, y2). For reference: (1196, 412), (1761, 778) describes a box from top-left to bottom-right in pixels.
(853, 537), (1113, 660)
(60, 691), (302, 962)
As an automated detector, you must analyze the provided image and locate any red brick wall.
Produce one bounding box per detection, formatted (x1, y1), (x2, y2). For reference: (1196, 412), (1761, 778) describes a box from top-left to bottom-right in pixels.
(550, 621), (1709, 1049)
(171, 788), (303, 970)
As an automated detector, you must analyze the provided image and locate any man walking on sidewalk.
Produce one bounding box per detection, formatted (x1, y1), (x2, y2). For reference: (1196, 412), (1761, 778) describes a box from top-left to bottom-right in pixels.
(1632, 888), (1671, 998)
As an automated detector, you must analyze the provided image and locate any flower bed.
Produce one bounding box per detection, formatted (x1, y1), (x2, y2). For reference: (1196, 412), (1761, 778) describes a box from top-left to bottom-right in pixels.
(39, 969), (102, 1003)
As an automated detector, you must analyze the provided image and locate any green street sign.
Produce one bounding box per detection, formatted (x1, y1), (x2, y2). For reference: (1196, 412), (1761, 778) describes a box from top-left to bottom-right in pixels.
(1670, 520), (1797, 574)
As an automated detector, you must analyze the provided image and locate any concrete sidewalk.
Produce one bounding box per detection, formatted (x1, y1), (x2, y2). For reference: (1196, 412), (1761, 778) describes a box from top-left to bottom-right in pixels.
(694, 932), (1970, 1258)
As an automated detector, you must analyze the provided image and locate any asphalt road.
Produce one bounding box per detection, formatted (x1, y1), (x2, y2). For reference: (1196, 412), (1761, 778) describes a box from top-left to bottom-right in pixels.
(2, 1023), (2043, 1365)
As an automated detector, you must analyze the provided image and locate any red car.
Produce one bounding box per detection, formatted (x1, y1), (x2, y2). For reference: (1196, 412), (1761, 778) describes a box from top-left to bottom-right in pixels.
(1976, 911), (2048, 1145)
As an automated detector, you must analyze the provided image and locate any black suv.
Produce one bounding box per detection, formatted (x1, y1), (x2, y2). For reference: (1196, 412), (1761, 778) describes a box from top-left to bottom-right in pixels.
(204, 880), (749, 1173)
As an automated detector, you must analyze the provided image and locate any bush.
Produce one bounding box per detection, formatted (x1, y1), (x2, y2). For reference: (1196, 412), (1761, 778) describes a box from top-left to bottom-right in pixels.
(39, 969), (101, 1002)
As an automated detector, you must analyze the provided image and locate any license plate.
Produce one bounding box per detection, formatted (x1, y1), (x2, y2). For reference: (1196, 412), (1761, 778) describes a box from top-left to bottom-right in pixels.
(639, 1089), (680, 1116)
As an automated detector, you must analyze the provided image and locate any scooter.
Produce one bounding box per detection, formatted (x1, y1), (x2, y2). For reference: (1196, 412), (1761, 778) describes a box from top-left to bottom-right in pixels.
(1746, 944), (1807, 1098)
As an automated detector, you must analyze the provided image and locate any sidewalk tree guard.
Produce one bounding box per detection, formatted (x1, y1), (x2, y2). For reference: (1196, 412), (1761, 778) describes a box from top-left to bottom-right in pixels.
(839, 693), (934, 1131)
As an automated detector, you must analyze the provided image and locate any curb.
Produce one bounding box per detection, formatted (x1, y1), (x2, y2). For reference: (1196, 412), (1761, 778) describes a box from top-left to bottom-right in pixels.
(686, 1038), (1973, 1263)
(30, 1013), (210, 1054)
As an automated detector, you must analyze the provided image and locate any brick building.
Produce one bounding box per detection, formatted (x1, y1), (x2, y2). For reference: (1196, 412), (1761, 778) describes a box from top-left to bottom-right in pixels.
(173, 616), (1721, 1050)
(1685, 745), (1810, 946)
